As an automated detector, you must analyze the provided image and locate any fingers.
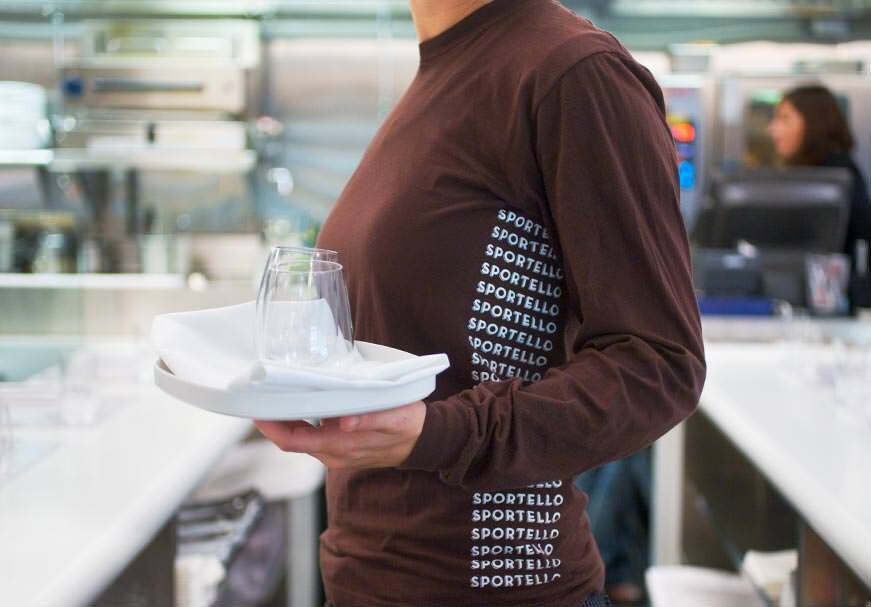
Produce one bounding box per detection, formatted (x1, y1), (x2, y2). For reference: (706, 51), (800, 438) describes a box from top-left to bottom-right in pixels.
(255, 419), (333, 453)
(254, 420), (310, 445)
(253, 400), (426, 469)
(255, 419), (381, 454)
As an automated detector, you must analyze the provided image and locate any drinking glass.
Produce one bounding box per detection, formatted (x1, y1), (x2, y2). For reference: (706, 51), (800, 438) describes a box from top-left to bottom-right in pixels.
(256, 258), (353, 366)
(256, 247), (339, 294)
(267, 245), (338, 264)
(257, 246), (353, 360)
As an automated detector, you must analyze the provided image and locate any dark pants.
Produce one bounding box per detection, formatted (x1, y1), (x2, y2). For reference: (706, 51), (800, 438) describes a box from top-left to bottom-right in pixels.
(327, 594), (611, 606)
(582, 592), (613, 606)
(324, 594), (612, 607)
(575, 448), (652, 588)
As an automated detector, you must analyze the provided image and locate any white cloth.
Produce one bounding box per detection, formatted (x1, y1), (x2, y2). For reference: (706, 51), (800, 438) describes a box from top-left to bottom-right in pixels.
(741, 550), (798, 603)
(151, 302), (449, 392)
(646, 566), (765, 607)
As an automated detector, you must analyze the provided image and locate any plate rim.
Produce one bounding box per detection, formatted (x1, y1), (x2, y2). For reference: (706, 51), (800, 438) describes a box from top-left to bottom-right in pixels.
(153, 356), (438, 420)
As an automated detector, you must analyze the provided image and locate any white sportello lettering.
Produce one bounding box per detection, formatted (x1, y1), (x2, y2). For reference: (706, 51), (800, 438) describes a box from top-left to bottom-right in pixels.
(491, 226), (531, 250)
(466, 338), (549, 367)
(472, 527), (560, 541)
(472, 369), (501, 382)
(469, 211), (568, 592)
(468, 303), (558, 334)
(530, 543), (555, 556)
(472, 509), (562, 524)
(471, 544), (555, 557)
(485, 244), (561, 274)
(472, 298), (560, 320)
(467, 322), (554, 352)
(470, 572), (561, 589)
(473, 291), (560, 317)
(526, 239), (557, 260)
(470, 353), (544, 383)
(477, 280), (564, 306)
(470, 558), (561, 571)
(473, 491), (564, 507)
(479, 263), (564, 296)
(497, 209), (546, 238)
(529, 480), (563, 489)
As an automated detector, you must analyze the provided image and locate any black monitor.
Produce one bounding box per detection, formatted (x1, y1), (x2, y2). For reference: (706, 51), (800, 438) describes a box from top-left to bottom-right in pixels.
(695, 167), (853, 252)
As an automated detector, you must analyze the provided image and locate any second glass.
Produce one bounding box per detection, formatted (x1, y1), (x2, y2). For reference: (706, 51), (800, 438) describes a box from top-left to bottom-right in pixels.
(256, 254), (353, 367)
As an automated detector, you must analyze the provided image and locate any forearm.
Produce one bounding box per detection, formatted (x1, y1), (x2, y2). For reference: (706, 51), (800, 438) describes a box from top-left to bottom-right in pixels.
(400, 331), (705, 491)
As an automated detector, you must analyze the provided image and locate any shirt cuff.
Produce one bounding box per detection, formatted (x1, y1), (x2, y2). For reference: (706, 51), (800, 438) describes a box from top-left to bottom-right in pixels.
(398, 396), (471, 480)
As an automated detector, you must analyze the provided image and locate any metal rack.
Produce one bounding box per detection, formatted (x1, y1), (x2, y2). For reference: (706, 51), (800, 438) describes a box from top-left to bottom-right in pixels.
(608, 0), (871, 17)
(0, 148), (256, 173)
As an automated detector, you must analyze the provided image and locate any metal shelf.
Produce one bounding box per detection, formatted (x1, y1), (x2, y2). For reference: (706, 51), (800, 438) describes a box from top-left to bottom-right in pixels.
(0, 273), (185, 290)
(0, 149), (256, 172)
(0, 149), (53, 167)
(606, 0), (869, 16)
(49, 148), (256, 173)
(0, 0), (410, 18)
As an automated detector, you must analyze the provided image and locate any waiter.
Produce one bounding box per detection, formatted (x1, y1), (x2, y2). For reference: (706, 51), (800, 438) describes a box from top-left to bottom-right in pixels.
(257, 1), (706, 605)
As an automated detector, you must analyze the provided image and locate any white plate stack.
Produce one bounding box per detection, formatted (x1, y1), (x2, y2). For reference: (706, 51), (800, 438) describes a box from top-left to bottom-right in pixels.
(151, 302), (450, 423)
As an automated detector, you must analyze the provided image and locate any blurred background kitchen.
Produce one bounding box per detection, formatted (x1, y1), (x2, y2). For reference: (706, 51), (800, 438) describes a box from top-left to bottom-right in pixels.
(0, 1), (870, 606)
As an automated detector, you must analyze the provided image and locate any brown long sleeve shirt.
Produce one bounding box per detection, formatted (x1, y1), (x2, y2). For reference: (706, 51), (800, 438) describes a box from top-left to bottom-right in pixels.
(317, 1), (706, 604)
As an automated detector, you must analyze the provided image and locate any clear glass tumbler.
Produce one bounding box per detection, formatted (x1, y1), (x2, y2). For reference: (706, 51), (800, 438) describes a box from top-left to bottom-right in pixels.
(256, 257), (353, 367)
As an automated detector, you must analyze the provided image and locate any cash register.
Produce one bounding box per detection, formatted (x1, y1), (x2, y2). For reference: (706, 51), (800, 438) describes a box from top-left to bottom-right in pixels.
(692, 167), (855, 315)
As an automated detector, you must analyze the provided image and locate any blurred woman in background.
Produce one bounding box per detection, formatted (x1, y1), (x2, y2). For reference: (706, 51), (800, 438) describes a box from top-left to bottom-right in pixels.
(768, 84), (871, 278)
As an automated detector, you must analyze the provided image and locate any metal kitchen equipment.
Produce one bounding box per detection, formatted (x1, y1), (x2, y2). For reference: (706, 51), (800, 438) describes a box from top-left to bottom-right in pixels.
(51, 18), (261, 272)
(660, 73), (717, 228)
(56, 18), (258, 170)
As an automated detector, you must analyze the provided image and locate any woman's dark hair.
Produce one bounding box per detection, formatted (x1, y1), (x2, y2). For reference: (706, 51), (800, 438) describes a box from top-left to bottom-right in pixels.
(782, 84), (855, 165)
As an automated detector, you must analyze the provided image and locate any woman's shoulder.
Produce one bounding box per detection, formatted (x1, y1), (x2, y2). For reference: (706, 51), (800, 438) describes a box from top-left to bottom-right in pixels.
(820, 152), (858, 170)
(820, 153), (866, 183)
(821, 153), (870, 202)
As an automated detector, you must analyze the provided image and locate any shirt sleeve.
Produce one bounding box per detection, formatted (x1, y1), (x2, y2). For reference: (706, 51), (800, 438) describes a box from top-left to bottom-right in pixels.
(399, 51), (706, 491)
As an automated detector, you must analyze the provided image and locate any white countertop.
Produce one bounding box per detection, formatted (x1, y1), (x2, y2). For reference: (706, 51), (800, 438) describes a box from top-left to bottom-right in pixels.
(701, 342), (871, 586)
(702, 315), (871, 344)
(0, 372), (252, 606)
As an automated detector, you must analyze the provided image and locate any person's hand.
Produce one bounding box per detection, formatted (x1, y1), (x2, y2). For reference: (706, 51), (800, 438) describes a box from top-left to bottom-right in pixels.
(254, 400), (426, 470)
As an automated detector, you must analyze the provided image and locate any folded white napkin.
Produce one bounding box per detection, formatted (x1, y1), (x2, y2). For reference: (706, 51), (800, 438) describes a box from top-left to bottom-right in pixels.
(741, 549), (798, 602)
(151, 302), (449, 392)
